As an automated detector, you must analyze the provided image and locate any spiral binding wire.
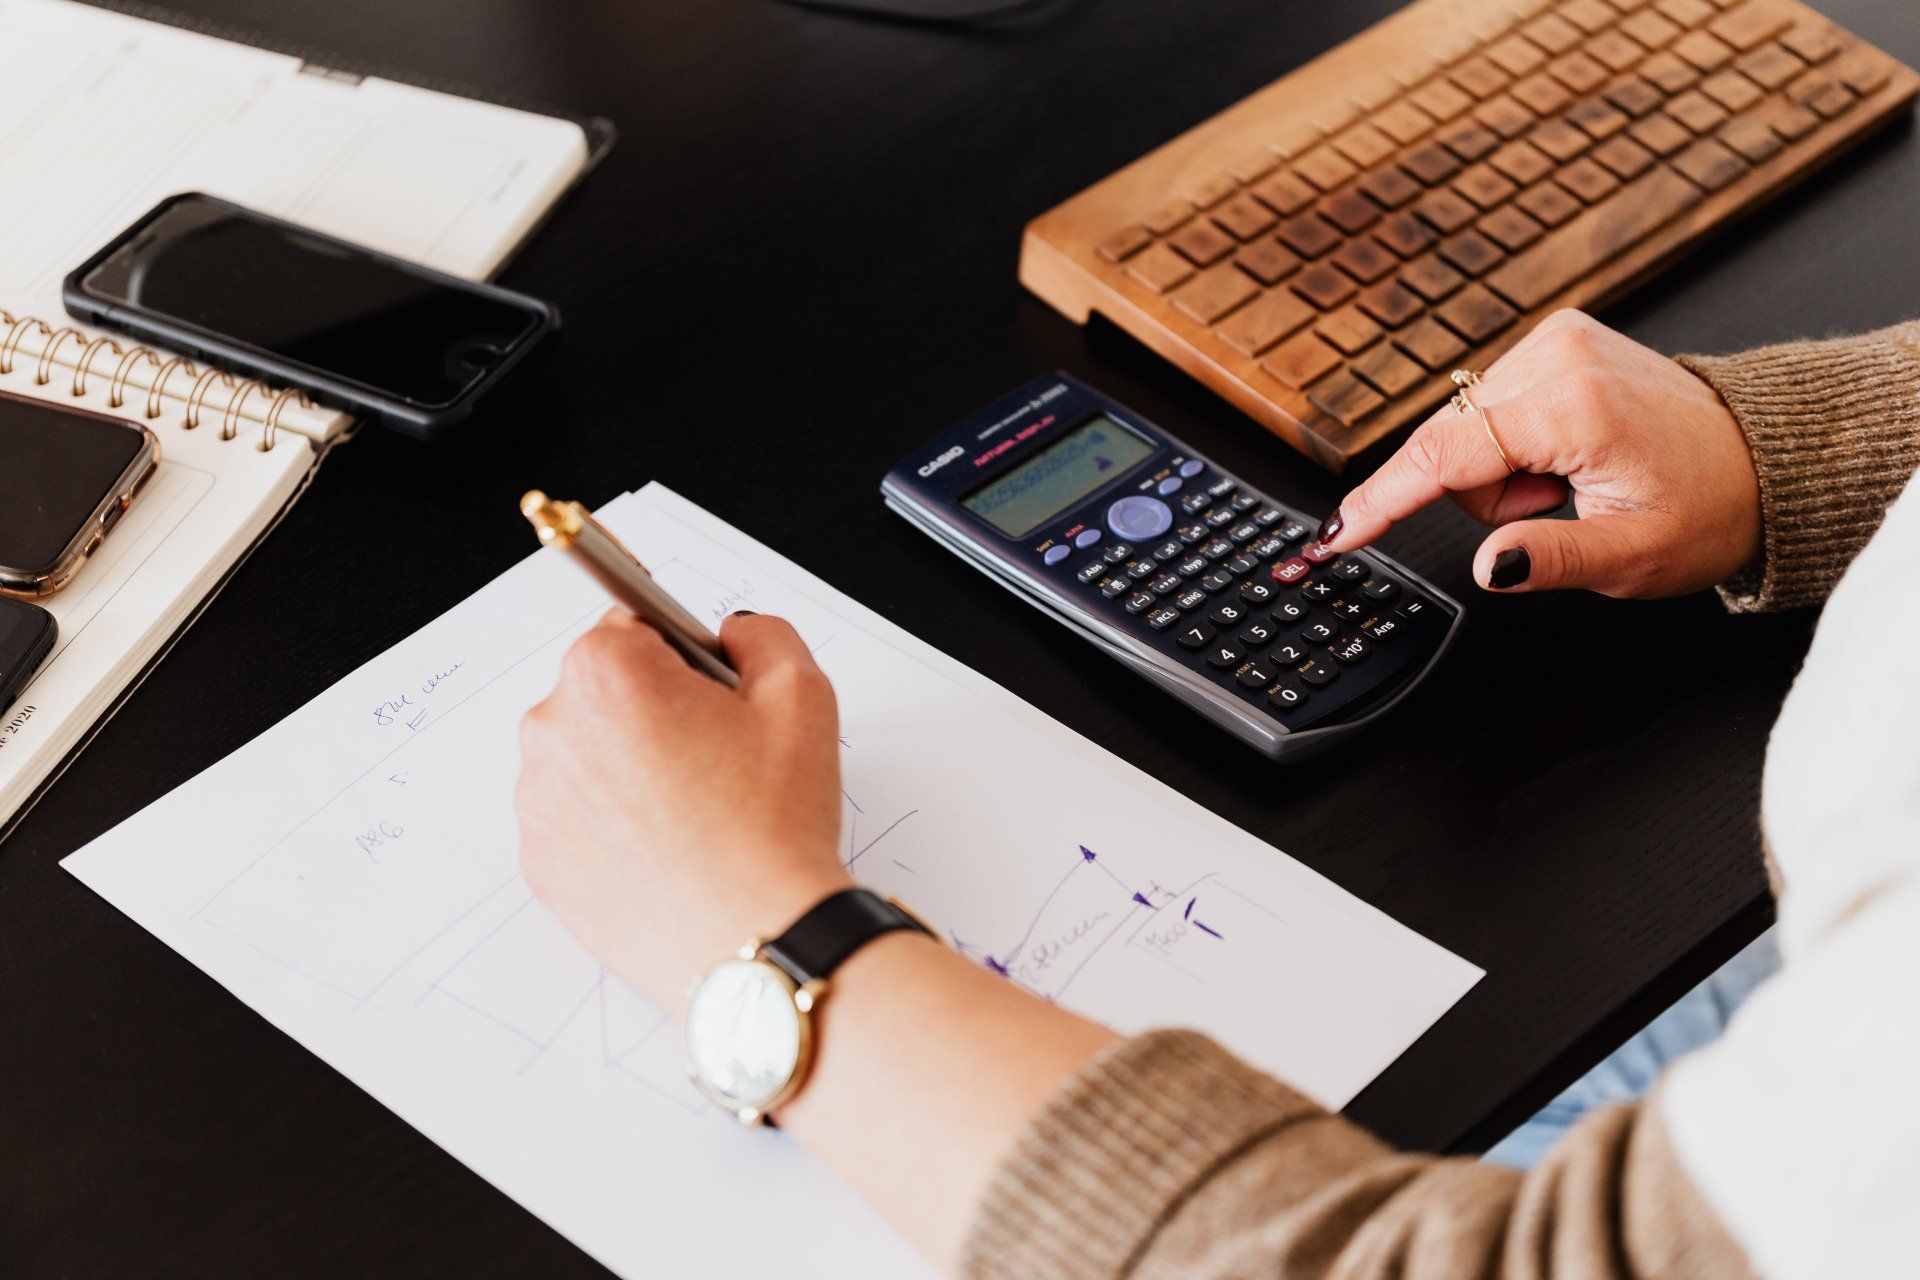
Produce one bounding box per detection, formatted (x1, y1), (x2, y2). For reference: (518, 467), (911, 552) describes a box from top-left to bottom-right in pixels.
(0, 308), (293, 451)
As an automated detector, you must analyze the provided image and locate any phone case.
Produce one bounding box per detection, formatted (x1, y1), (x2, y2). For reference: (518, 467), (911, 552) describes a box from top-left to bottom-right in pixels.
(0, 598), (57, 715)
(0, 389), (161, 596)
(63, 193), (561, 442)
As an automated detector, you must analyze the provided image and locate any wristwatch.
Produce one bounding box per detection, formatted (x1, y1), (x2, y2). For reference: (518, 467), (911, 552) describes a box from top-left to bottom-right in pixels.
(683, 887), (936, 1125)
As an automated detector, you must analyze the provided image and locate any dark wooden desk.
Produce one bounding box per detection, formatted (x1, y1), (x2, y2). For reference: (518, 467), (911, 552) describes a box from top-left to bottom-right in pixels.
(5, 0), (1916, 1274)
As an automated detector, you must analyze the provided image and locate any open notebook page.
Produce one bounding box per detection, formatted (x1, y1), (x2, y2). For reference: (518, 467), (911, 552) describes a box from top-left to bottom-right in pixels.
(64, 484), (1483, 1279)
(0, 0), (592, 440)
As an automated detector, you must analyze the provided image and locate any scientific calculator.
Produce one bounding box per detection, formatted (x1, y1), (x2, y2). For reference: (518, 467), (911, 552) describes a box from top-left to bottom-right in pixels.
(881, 373), (1462, 759)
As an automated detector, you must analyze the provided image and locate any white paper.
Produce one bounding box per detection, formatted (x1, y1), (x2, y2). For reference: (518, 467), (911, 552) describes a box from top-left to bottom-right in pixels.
(65, 484), (1482, 1279)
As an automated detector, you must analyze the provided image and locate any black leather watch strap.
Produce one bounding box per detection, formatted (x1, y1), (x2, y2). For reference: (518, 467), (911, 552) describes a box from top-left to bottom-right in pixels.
(760, 888), (932, 985)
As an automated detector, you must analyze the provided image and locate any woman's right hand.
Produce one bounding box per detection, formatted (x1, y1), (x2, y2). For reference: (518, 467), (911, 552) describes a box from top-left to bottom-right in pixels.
(1313, 309), (1763, 599)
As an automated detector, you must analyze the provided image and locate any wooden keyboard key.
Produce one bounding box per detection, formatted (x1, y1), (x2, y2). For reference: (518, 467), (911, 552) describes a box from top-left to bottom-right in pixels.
(1735, 43), (1806, 91)
(1234, 238), (1302, 286)
(1549, 51), (1609, 94)
(1357, 280), (1425, 328)
(1789, 72), (1858, 119)
(1835, 49), (1894, 96)
(1561, 0), (1617, 35)
(1667, 89), (1730, 132)
(1516, 180), (1583, 226)
(1512, 72), (1574, 116)
(1621, 10), (1684, 49)
(1332, 236), (1398, 284)
(1671, 136), (1748, 188)
(1172, 263), (1260, 324)
(1261, 330), (1343, 388)
(1294, 147), (1359, 192)
(1402, 141), (1464, 185)
(1321, 188), (1385, 234)
(1717, 112), (1784, 162)
(1439, 120), (1502, 161)
(1374, 210), (1438, 257)
(1533, 119), (1593, 161)
(1484, 167), (1704, 309)
(1478, 204), (1546, 251)
(1589, 30), (1646, 72)
(1217, 289), (1315, 355)
(1350, 342), (1427, 397)
(1169, 219), (1236, 265)
(1211, 194), (1278, 240)
(1401, 252), (1467, 302)
(1750, 96), (1818, 141)
(1126, 242), (1197, 293)
(1096, 225), (1151, 262)
(1409, 77), (1476, 122)
(1779, 22), (1840, 65)
(1449, 55), (1511, 99)
(1229, 149), (1283, 183)
(1567, 96), (1632, 139)
(1473, 95), (1536, 141)
(1251, 169), (1318, 216)
(1144, 199), (1195, 235)
(1557, 156), (1623, 203)
(1190, 171), (1240, 209)
(1700, 68), (1764, 112)
(1593, 134), (1658, 179)
(1708, 0), (1793, 52)
(1453, 163), (1519, 209)
(1630, 110), (1695, 155)
(1673, 30), (1735, 72)
(1291, 261), (1359, 309)
(1639, 50), (1702, 94)
(1393, 316), (1471, 371)
(1333, 122), (1398, 169)
(1522, 12), (1584, 55)
(1372, 100), (1438, 145)
(1439, 229), (1506, 275)
(1308, 369), (1387, 426)
(1414, 188), (1479, 234)
(1656, 0), (1715, 27)
(1605, 75), (1665, 118)
(1435, 282), (1519, 344)
(1359, 165), (1423, 209)
(1278, 211), (1343, 258)
(1315, 305), (1384, 355)
(1487, 35), (1548, 77)
(1491, 140), (1555, 186)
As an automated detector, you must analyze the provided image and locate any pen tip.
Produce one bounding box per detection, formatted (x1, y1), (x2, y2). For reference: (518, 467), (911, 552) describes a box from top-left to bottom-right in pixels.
(520, 490), (550, 518)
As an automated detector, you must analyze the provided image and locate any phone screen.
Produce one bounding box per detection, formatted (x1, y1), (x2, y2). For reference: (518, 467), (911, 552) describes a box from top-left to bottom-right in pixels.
(76, 199), (543, 409)
(0, 393), (149, 577)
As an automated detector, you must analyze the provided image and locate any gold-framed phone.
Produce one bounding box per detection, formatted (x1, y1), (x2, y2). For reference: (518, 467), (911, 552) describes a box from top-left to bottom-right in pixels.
(0, 388), (161, 597)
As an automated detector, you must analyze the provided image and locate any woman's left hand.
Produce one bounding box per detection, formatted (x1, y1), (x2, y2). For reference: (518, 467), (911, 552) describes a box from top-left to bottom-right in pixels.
(514, 610), (853, 1008)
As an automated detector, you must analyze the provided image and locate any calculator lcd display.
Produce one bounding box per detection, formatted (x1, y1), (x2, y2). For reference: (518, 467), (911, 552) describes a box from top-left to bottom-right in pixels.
(960, 415), (1155, 538)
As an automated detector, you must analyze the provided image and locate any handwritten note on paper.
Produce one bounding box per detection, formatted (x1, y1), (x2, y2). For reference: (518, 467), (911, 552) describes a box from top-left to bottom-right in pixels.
(64, 484), (1482, 1279)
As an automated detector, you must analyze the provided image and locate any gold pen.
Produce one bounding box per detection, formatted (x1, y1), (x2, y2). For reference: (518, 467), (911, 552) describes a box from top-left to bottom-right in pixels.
(520, 491), (740, 688)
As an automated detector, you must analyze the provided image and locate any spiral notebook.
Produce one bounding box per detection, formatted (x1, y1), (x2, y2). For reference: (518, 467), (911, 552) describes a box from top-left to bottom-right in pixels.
(0, 0), (614, 835)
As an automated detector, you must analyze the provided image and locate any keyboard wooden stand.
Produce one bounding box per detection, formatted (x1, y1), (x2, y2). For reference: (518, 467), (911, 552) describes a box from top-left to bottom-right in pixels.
(1021, 0), (1918, 471)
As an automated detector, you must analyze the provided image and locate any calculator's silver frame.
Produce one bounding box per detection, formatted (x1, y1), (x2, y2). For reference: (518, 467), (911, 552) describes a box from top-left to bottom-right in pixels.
(882, 486), (1464, 762)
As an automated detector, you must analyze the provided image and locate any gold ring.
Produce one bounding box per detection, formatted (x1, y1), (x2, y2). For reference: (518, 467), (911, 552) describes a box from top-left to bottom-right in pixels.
(1449, 369), (1515, 475)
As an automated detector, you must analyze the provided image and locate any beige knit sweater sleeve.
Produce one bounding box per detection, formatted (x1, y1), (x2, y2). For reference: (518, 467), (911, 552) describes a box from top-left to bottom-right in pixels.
(959, 323), (1920, 1280)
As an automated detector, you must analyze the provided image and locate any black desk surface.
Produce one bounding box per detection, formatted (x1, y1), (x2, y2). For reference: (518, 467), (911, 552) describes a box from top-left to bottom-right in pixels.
(6, 0), (1917, 1274)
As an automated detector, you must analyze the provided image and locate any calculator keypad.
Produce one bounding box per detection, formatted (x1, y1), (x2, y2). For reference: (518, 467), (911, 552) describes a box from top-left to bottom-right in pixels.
(1045, 461), (1453, 733)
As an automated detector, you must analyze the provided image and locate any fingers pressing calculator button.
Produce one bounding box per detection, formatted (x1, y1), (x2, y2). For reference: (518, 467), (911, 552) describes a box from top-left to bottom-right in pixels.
(1043, 545), (1070, 565)
(1268, 683), (1308, 711)
(1271, 599), (1308, 624)
(1107, 495), (1174, 541)
(1237, 619), (1277, 647)
(1296, 659), (1338, 687)
(1205, 641), (1247, 669)
(1077, 561), (1107, 585)
(1237, 660), (1277, 689)
(1329, 635), (1370, 664)
(1207, 601), (1250, 628)
(1271, 558), (1311, 585)
(1328, 557), (1369, 582)
(1240, 581), (1277, 606)
(1300, 620), (1337, 643)
(1300, 579), (1337, 601)
(1147, 607), (1182, 630)
(1362, 577), (1400, 601)
(1175, 621), (1216, 650)
(1301, 541), (1337, 564)
(1125, 591), (1156, 614)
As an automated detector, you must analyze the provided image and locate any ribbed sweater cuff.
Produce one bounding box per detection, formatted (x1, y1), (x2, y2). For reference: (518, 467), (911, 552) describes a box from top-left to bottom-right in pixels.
(1678, 324), (1920, 613)
(961, 1029), (1325, 1280)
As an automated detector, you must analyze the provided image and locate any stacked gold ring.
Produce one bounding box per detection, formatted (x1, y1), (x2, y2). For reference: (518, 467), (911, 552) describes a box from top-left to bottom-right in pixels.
(1449, 369), (1515, 475)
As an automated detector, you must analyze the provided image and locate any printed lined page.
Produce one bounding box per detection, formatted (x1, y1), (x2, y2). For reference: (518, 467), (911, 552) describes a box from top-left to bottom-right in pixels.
(65, 484), (1483, 1279)
(0, 0), (591, 439)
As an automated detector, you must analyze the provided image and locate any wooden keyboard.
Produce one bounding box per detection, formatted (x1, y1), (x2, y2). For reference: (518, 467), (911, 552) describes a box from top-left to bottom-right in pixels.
(1021, 0), (1918, 471)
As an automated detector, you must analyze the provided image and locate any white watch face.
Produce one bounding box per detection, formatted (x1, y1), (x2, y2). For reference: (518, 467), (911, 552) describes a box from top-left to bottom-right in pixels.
(685, 958), (804, 1113)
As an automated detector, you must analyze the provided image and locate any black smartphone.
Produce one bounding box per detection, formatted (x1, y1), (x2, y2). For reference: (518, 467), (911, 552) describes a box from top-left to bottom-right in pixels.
(0, 389), (160, 596)
(0, 597), (57, 717)
(64, 193), (558, 442)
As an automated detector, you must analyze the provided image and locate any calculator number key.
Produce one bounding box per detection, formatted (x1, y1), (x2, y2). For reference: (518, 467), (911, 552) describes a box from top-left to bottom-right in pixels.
(1237, 618), (1278, 648)
(1268, 682), (1308, 712)
(1237, 660), (1278, 690)
(1271, 599), (1308, 624)
(1299, 620), (1337, 644)
(1239, 580), (1277, 606)
(1270, 638), (1310, 665)
(1207, 600), (1251, 628)
(1175, 621), (1217, 650)
(1204, 640), (1248, 670)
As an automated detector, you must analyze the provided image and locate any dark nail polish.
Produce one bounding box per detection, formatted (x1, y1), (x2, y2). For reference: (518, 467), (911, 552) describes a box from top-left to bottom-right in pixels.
(1488, 547), (1531, 589)
(730, 609), (757, 617)
(1314, 508), (1345, 547)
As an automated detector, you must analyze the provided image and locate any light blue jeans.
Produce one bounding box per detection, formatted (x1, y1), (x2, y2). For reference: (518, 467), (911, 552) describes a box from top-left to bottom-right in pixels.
(1483, 928), (1782, 1169)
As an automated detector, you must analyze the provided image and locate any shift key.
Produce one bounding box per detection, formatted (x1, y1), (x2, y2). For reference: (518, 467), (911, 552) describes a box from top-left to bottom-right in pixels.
(1484, 169), (1704, 311)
